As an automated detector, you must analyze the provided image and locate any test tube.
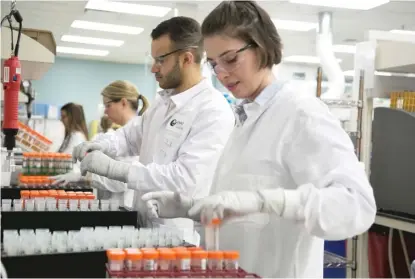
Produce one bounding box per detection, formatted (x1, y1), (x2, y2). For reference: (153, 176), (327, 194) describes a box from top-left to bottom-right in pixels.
(205, 218), (221, 251)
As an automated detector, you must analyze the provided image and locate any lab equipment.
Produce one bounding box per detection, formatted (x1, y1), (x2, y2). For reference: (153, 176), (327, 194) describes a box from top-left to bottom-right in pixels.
(224, 251), (240, 270)
(2, 4), (23, 152)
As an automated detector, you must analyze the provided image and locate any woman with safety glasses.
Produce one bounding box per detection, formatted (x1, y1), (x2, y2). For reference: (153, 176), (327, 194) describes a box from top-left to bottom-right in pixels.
(52, 80), (149, 208)
(142, 1), (376, 277)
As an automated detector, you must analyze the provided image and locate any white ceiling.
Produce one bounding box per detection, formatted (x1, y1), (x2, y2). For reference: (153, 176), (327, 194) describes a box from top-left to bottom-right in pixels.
(2, 0), (415, 72)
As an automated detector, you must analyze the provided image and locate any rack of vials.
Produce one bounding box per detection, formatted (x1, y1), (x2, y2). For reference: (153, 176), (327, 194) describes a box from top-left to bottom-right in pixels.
(106, 246), (260, 278)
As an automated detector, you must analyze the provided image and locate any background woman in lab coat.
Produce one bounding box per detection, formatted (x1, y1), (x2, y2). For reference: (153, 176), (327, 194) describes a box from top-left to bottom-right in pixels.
(52, 80), (149, 208)
(91, 115), (115, 141)
(58, 102), (88, 154)
(142, 1), (376, 277)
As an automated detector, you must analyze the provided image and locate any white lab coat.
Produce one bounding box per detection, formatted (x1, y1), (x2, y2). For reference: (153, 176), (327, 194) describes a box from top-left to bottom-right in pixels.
(211, 81), (376, 277)
(90, 156), (137, 208)
(59, 131), (87, 154)
(94, 79), (235, 236)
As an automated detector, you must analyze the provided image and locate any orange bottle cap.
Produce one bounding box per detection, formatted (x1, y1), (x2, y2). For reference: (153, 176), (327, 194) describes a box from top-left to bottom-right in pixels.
(30, 191), (40, 197)
(158, 249), (176, 260)
(175, 250), (191, 259)
(107, 249), (125, 261)
(20, 190), (30, 197)
(191, 250), (208, 259)
(85, 195), (95, 200)
(208, 251), (224, 259)
(124, 249), (142, 260)
(187, 247), (203, 251)
(223, 251), (240, 260)
(39, 190), (49, 197)
(210, 218), (221, 226)
(142, 250), (159, 260)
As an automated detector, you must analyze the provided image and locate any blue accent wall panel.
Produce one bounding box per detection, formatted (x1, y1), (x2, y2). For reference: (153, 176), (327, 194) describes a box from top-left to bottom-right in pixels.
(32, 57), (157, 123)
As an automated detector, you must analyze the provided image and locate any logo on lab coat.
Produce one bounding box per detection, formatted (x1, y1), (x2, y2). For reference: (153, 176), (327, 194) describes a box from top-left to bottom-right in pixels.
(170, 119), (184, 127)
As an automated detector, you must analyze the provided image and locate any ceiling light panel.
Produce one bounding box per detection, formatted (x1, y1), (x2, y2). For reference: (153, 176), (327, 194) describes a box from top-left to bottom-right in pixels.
(390, 30), (415, 35)
(85, 0), (171, 17)
(57, 46), (109, 57)
(71, 20), (143, 35)
(272, 19), (317, 31)
(284, 55), (342, 64)
(289, 0), (390, 10)
(332, 44), (356, 54)
(61, 35), (124, 47)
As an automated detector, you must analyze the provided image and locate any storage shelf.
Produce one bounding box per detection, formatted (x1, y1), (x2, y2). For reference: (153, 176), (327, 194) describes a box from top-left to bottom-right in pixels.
(324, 251), (353, 269)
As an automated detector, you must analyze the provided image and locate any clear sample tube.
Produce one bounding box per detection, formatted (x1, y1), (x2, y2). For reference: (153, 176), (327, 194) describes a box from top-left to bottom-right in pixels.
(205, 218), (221, 251)
(176, 250), (191, 271)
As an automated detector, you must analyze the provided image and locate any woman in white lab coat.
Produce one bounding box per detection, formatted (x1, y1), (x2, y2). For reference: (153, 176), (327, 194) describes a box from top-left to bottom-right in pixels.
(142, 1), (376, 278)
(52, 80), (149, 208)
(58, 102), (88, 154)
(91, 115), (115, 141)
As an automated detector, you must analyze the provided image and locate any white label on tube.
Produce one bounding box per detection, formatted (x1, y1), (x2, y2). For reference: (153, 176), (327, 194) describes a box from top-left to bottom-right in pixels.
(181, 259), (191, 270)
(200, 259), (207, 270)
(144, 259), (154, 271)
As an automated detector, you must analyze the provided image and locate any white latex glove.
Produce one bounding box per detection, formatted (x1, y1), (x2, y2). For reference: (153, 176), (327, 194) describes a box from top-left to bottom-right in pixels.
(141, 191), (196, 220)
(80, 151), (130, 182)
(50, 172), (84, 186)
(188, 189), (285, 224)
(72, 141), (107, 163)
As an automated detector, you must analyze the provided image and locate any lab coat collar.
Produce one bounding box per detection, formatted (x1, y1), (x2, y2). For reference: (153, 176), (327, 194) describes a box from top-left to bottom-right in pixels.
(158, 78), (209, 109)
(237, 81), (284, 123)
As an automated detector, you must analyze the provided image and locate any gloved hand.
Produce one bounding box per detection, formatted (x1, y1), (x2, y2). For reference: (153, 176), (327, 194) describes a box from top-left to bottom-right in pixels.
(188, 189), (285, 224)
(50, 172), (84, 186)
(72, 141), (107, 163)
(141, 191), (197, 220)
(80, 150), (130, 182)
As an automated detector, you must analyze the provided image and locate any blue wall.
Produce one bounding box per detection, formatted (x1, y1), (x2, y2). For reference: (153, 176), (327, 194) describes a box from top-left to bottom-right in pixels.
(32, 57), (157, 123)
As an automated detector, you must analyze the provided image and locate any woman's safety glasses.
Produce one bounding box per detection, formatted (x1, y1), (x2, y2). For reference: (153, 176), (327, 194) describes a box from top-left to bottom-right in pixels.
(207, 44), (253, 76)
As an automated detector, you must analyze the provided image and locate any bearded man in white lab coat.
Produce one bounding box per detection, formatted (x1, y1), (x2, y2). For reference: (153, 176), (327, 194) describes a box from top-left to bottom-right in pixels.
(72, 16), (235, 241)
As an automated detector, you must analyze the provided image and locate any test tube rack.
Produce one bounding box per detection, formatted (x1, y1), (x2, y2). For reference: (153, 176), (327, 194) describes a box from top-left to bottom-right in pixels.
(1, 184), (93, 199)
(105, 265), (261, 278)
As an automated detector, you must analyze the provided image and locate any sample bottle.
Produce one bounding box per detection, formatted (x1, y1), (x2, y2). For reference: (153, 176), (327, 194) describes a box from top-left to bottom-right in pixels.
(124, 248), (143, 271)
(223, 251), (239, 271)
(158, 249), (175, 271)
(208, 251), (224, 271)
(142, 250), (159, 271)
(191, 250), (208, 271)
(176, 249), (191, 271)
(107, 249), (126, 271)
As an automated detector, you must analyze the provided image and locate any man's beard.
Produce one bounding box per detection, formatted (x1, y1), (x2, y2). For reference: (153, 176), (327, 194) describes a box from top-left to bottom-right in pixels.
(158, 60), (182, 90)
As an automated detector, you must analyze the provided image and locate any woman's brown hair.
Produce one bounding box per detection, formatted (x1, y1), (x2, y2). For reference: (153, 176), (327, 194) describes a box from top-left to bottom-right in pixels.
(101, 80), (149, 116)
(201, 0), (282, 69)
(60, 102), (89, 140)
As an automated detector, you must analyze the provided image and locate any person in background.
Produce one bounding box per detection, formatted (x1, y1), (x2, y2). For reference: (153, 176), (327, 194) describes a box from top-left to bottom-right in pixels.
(142, 1), (376, 277)
(72, 16), (235, 242)
(52, 80), (149, 208)
(91, 115), (114, 141)
(58, 102), (88, 154)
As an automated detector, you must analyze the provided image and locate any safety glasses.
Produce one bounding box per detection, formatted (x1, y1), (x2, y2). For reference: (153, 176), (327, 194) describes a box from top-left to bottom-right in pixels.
(207, 44), (253, 76)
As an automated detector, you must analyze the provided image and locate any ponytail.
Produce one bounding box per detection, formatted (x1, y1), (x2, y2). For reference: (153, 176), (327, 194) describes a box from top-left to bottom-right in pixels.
(137, 95), (149, 116)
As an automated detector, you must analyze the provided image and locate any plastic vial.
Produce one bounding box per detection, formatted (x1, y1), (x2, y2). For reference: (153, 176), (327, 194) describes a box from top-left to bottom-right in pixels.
(224, 251), (239, 271)
(22, 153), (29, 175)
(33, 153), (41, 175)
(205, 218), (221, 251)
(191, 250), (208, 271)
(124, 248), (143, 271)
(176, 249), (191, 271)
(142, 250), (159, 271)
(158, 249), (175, 271)
(40, 153), (49, 175)
(208, 251), (224, 271)
(107, 249), (126, 271)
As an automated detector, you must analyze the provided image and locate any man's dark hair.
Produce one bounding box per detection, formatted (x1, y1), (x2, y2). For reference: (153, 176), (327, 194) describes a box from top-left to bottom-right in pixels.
(151, 16), (204, 64)
(201, 1), (282, 69)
